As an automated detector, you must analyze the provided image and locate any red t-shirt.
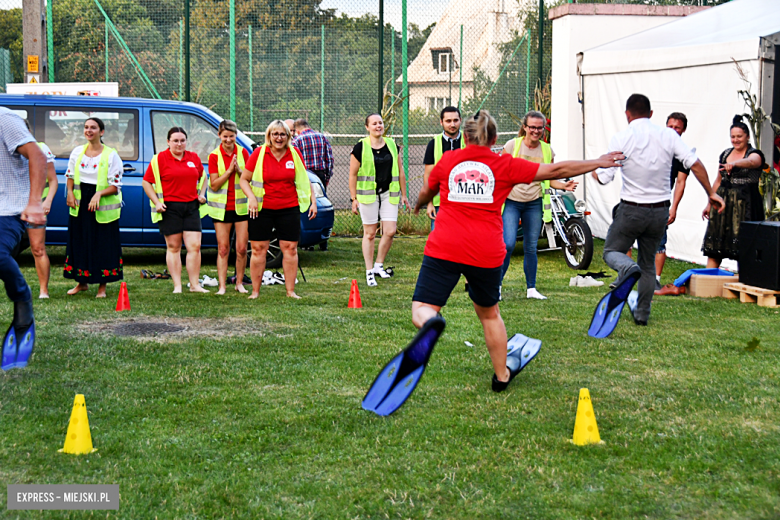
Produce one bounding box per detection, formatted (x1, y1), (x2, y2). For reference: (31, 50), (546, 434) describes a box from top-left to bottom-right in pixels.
(208, 145), (251, 211)
(143, 149), (205, 203)
(244, 146), (301, 210)
(425, 145), (540, 268)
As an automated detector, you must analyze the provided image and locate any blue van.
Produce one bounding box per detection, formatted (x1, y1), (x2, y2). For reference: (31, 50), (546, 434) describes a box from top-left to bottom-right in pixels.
(0, 94), (334, 267)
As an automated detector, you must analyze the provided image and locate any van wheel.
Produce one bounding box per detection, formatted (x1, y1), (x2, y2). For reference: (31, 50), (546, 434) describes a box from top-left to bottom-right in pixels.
(266, 233), (282, 269)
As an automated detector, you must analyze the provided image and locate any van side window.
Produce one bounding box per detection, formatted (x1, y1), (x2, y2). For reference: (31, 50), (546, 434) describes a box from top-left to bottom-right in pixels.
(38, 108), (138, 161)
(151, 111), (219, 163)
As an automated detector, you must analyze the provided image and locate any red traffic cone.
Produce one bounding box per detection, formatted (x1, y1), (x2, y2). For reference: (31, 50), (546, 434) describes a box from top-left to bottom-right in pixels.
(348, 279), (362, 308)
(115, 282), (130, 311)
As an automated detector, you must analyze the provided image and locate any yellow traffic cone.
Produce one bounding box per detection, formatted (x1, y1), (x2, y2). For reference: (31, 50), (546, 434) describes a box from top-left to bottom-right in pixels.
(571, 388), (603, 446)
(58, 394), (97, 455)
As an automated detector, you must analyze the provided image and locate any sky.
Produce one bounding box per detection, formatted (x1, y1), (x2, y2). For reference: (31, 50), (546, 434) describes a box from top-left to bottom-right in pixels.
(320, 0), (454, 32)
(2, 0), (454, 32)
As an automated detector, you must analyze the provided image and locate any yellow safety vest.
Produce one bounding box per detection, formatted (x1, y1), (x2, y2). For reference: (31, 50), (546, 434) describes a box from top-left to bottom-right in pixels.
(249, 145), (311, 212)
(148, 153), (209, 223)
(356, 137), (400, 205)
(512, 138), (553, 223)
(431, 134), (465, 207)
(70, 145), (122, 223)
(207, 145), (248, 220)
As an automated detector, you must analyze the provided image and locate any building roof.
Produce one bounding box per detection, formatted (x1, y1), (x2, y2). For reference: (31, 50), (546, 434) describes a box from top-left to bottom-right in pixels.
(580, 0), (780, 75)
(403, 0), (520, 84)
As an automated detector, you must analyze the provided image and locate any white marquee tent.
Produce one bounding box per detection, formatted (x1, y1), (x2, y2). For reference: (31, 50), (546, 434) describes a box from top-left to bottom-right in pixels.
(578, 0), (780, 268)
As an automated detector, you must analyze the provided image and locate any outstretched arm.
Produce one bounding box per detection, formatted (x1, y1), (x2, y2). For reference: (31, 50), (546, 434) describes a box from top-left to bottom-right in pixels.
(534, 152), (624, 182)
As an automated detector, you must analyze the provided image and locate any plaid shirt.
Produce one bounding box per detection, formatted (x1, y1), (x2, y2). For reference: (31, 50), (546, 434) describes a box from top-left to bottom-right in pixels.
(0, 107), (36, 216)
(293, 129), (334, 180)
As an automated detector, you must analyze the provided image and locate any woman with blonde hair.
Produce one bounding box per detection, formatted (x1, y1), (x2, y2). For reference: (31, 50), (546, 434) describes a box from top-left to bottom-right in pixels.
(500, 110), (576, 300)
(348, 113), (409, 287)
(239, 120), (317, 299)
(207, 120), (251, 294)
(412, 110), (623, 392)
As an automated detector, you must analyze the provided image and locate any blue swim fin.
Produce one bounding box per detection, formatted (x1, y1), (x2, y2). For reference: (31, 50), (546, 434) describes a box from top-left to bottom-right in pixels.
(507, 333), (529, 357)
(2, 324), (16, 371)
(515, 337), (542, 373)
(588, 271), (641, 338)
(12, 320), (35, 369)
(362, 316), (446, 416)
(587, 292), (611, 337)
(627, 290), (638, 319)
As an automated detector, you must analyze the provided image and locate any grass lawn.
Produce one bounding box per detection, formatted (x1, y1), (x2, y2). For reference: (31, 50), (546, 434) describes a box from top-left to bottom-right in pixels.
(1, 237), (778, 519)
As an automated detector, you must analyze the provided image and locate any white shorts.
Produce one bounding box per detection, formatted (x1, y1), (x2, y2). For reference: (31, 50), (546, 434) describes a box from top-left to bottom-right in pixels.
(359, 190), (398, 225)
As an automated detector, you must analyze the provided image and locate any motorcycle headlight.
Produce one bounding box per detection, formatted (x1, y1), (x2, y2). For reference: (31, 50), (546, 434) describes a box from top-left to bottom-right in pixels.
(574, 199), (587, 213)
(311, 182), (325, 199)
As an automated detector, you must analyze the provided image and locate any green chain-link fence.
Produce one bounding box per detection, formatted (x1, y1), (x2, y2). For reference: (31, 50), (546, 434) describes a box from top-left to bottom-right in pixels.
(2, 0), (715, 234)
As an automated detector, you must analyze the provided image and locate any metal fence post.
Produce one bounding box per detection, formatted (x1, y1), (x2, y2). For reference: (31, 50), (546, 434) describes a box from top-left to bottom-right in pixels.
(525, 29), (530, 114)
(458, 24), (463, 110)
(229, 0), (236, 121)
(320, 24), (325, 131)
(249, 25), (253, 131)
(46, 0), (53, 82)
(105, 22), (108, 81)
(184, 0), (190, 102)
(538, 0), (543, 83)
(401, 0), (408, 179)
(391, 29), (395, 98)
(179, 19), (183, 101)
(378, 0), (384, 112)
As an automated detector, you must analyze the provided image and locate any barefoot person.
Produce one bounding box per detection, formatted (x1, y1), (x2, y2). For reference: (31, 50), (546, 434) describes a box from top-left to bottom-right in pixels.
(1, 107), (47, 370)
(142, 127), (210, 294)
(413, 110), (626, 392)
(26, 136), (58, 298)
(239, 120), (317, 299)
(64, 117), (124, 298)
(206, 120), (251, 295)
(348, 113), (409, 287)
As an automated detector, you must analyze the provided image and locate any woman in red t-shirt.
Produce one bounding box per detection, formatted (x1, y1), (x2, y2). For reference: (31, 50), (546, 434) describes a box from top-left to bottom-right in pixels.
(239, 120), (317, 300)
(142, 127), (209, 293)
(207, 120), (251, 295)
(412, 110), (624, 393)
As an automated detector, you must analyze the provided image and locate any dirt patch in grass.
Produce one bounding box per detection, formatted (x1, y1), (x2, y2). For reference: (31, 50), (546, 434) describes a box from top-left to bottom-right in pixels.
(76, 315), (281, 342)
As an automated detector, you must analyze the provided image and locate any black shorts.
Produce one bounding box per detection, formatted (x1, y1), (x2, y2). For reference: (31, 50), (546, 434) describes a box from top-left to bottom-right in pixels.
(158, 200), (202, 236)
(248, 206), (301, 242)
(413, 255), (502, 308)
(215, 210), (248, 224)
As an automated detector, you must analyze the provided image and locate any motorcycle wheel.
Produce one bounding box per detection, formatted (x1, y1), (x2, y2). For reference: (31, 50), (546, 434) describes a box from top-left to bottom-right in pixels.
(563, 217), (593, 270)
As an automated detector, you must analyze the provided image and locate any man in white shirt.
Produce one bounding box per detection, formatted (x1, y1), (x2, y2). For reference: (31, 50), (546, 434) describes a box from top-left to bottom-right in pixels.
(592, 94), (724, 325)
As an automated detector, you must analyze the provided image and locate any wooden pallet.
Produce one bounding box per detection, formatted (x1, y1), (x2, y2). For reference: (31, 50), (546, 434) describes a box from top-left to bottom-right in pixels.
(722, 282), (780, 308)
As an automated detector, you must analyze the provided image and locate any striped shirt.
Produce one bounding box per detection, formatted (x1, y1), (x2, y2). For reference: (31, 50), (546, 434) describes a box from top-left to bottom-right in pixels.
(0, 107), (36, 216)
(293, 129), (334, 180)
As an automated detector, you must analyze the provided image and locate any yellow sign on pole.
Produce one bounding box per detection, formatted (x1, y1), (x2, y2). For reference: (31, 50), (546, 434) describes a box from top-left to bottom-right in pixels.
(27, 55), (39, 73)
(27, 74), (40, 84)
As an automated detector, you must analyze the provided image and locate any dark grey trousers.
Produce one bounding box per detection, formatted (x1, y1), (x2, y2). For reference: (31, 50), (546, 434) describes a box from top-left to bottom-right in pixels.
(603, 203), (668, 321)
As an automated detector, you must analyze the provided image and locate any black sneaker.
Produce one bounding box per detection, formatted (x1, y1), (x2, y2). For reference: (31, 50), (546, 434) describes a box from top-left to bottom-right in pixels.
(491, 355), (521, 392)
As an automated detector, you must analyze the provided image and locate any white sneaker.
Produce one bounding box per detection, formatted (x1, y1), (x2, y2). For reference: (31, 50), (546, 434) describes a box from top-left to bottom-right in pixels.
(527, 288), (547, 300)
(366, 271), (377, 287)
(575, 275), (604, 287)
(372, 265), (393, 278)
(201, 275), (219, 287)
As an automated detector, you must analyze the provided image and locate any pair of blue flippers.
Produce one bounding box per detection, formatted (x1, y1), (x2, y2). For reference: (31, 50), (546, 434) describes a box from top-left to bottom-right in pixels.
(587, 270), (641, 338)
(2, 320), (35, 371)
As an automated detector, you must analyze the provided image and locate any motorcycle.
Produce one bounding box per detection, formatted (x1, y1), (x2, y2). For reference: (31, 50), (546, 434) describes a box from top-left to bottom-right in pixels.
(516, 189), (594, 270)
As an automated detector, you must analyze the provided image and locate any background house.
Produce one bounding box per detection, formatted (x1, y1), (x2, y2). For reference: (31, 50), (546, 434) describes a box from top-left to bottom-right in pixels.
(402, 0), (519, 112)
